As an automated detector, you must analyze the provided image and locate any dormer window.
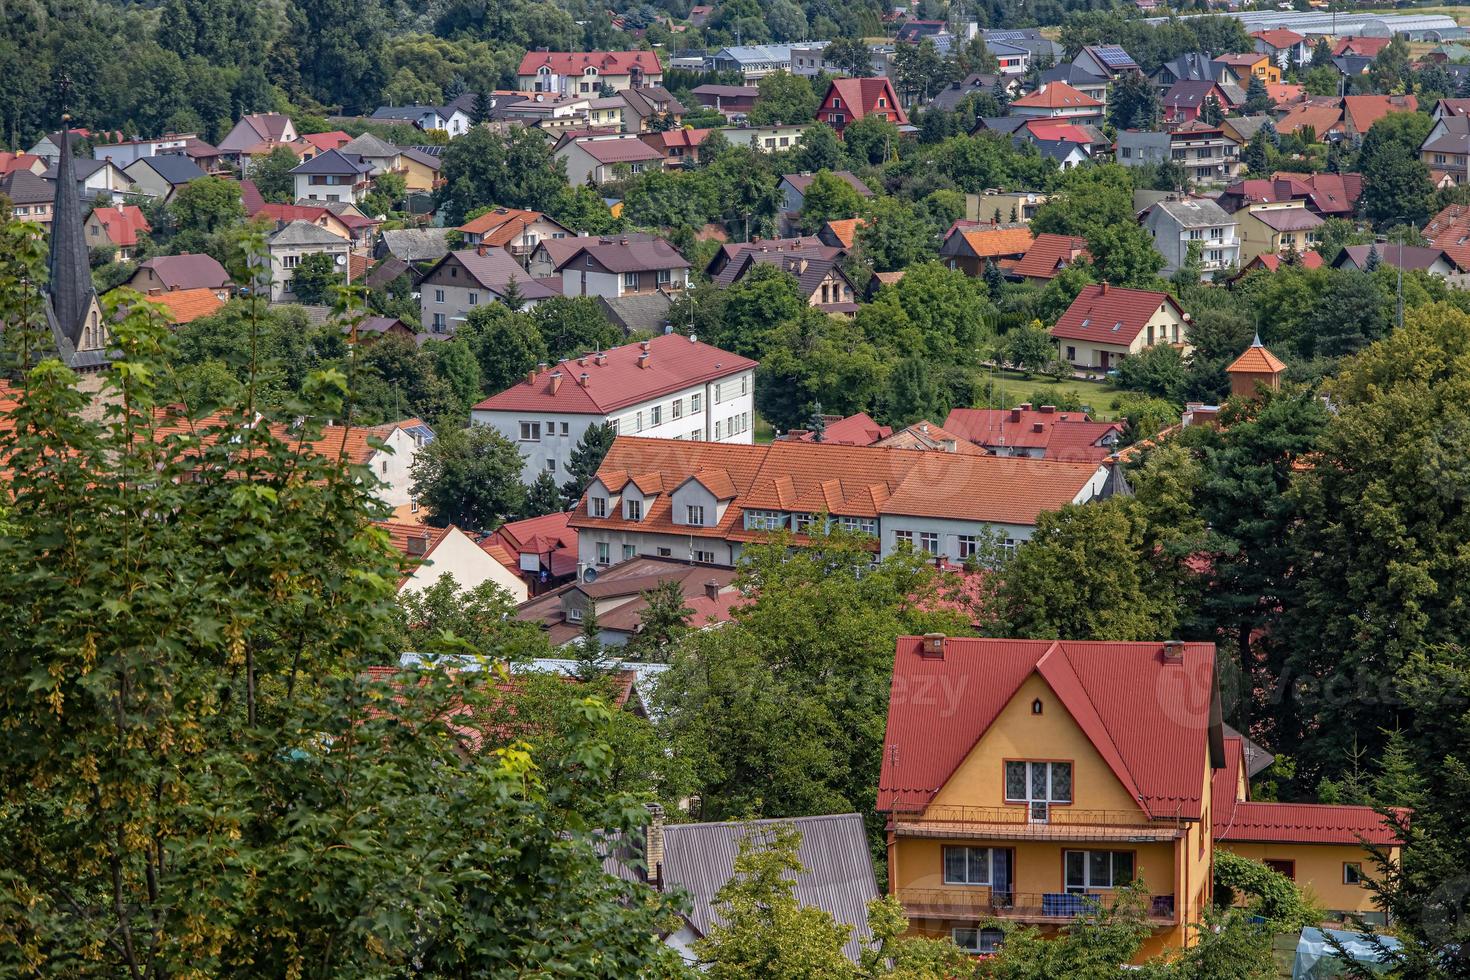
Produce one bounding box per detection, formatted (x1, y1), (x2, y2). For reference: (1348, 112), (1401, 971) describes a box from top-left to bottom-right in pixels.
(744, 509), (786, 531)
(567, 606), (583, 623)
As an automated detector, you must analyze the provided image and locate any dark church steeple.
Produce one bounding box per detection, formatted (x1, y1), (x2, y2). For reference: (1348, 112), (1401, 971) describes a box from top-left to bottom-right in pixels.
(47, 117), (95, 352)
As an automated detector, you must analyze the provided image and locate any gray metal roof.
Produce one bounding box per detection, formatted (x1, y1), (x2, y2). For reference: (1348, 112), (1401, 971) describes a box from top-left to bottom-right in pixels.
(342, 133), (400, 159)
(1152, 197), (1235, 227)
(1146, 8), (1458, 37)
(661, 813), (879, 962)
(269, 219), (349, 247)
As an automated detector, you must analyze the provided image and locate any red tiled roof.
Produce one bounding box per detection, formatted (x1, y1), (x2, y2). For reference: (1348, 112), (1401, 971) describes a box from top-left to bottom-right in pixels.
(1342, 94), (1417, 134)
(474, 334), (755, 416)
(302, 130), (352, 152)
(1227, 341), (1287, 375)
(569, 136), (665, 164)
(821, 218), (863, 249)
(517, 50), (662, 77)
(1252, 28), (1304, 47)
(256, 204), (350, 237)
(0, 152), (44, 175)
(823, 77), (909, 125)
(1265, 83), (1304, 106)
(1332, 36), (1389, 57)
(90, 204), (150, 247)
(1271, 171), (1363, 216)
(1277, 102), (1343, 137)
(144, 287), (225, 325)
(1214, 52), (1266, 67)
(879, 637), (1218, 817)
(1010, 81), (1101, 109)
(1422, 202), (1470, 269)
(1238, 251), (1323, 275)
(642, 128), (710, 152)
(945, 225), (1034, 259)
(1012, 233), (1089, 280)
(1049, 283), (1185, 346)
(1212, 737), (1402, 846)
(788, 412), (892, 446)
(943, 406), (1120, 454)
(1022, 121), (1095, 143)
(458, 207), (559, 243)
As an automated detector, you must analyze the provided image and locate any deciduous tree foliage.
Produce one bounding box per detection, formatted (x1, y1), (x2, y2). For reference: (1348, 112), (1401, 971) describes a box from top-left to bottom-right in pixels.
(410, 422), (528, 532)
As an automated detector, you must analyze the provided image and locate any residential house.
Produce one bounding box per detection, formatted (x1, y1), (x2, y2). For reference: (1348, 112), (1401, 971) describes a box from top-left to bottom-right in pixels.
(1431, 97), (1470, 120)
(690, 84), (760, 117)
(397, 146), (442, 193)
(1, 170), (57, 229)
(640, 128), (710, 167)
(517, 50), (663, 94)
(1051, 282), (1191, 371)
(1231, 251), (1324, 279)
(620, 86), (685, 132)
(83, 202), (150, 261)
(598, 293), (675, 336)
(987, 41), (1032, 75)
(1162, 81), (1232, 125)
(1038, 64), (1108, 108)
(121, 154), (205, 201)
(339, 133), (403, 176)
(877, 635), (1400, 961)
(27, 127), (92, 162)
(1150, 53), (1244, 105)
(555, 235), (690, 300)
(781, 411), (892, 446)
(719, 248), (859, 313)
(1073, 45), (1142, 80)
(710, 45), (795, 79)
(1332, 35), (1390, 58)
(1167, 120), (1243, 184)
(369, 105), (472, 136)
(417, 247), (558, 333)
(497, 92), (595, 129)
(515, 556), (741, 646)
(142, 287), (225, 326)
(290, 149), (374, 204)
(300, 131), (352, 156)
(943, 405), (1123, 461)
(1253, 28), (1310, 68)
(790, 41), (839, 76)
(1276, 99), (1345, 140)
(483, 510), (580, 597)
(1331, 55), (1375, 80)
(1270, 171), (1363, 218)
(0, 152), (48, 177)
(91, 133), (195, 167)
(1219, 114), (1276, 147)
(1422, 202), (1470, 269)
(706, 236), (837, 280)
(1006, 83), (1104, 126)
(348, 315), (418, 343)
(379, 522), (528, 599)
(818, 218), (862, 249)
(472, 334), (757, 482)
(457, 208), (572, 259)
(265, 220), (351, 303)
(1424, 115), (1470, 185)
(939, 223), (1034, 276)
(45, 158), (132, 200)
(1011, 234), (1089, 283)
(719, 124), (807, 154)
(967, 191), (1049, 224)
(1333, 243), (1459, 276)
(1214, 52), (1280, 84)
(255, 203), (357, 244)
(778, 170), (872, 216)
(1341, 94), (1417, 140)
(555, 133), (665, 185)
(375, 228), (450, 265)
(929, 75), (1021, 113)
(126, 254), (232, 294)
(1235, 200), (1323, 263)
(1143, 198), (1241, 277)
(217, 113), (299, 169)
(569, 436), (1114, 568)
(1115, 130), (1172, 169)
(584, 96), (628, 131)
(816, 77), (908, 136)
(1264, 83), (1306, 110)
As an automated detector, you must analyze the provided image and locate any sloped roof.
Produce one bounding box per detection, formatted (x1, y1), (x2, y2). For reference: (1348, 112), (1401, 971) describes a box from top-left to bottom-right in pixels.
(0, 169), (53, 205)
(1343, 94), (1418, 134)
(1332, 35), (1390, 57)
(662, 814), (879, 963)
(1010, 81), (1101, 109)
(879, 637), (1219, 817)
(943, 406), (1120, 454)
(457, 207), (568, 246)
(269, 219), (348, 247)
(567, 136), (664, 164)
(435, 248), (558, 300)
(596, 292), (673, 334)
(380, 228), (450, 263)
(291, 148), (373, 176)
(1050, 283), (1185, 346)
(517, 50), (662, 77)
(1337, 243), (1453, 273)
(1227, 339), (1287, 375)
(820, 218), (863, 248)
(144, 287), (224, 324)
(1422, 202), (1470, 269)
(89, 204), (150, 247)
(1253, 28), (1305, 47)
(341, 132), (400, 158)
(1163, 79), (1223, 108)
(1012, 234), (1089, 280)
(134, 253), (231, 291)
(942, 224), (1034, 259)
(1252, 207), (1323, 232)
(786, 412), (893, 446)
(301, 130), (352, 152)
(132, 153), (205, 185)
(1239, 251), (1323, 275)
(1272, 171), (1363, 216)
(1277, 101), (1344, 137)
(824, 77), (909, 125)
(781, 170), (871, 196)
(1212, 737), (1401, 846)
(554, 237), (690, 274)
(475, 334), (756, 416)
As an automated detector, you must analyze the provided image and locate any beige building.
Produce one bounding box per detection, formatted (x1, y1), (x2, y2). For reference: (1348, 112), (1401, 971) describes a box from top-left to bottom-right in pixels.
(1235, 200), (1323, 263)
(1050, 282), (1191, 372)
(379, 522), (529, 600)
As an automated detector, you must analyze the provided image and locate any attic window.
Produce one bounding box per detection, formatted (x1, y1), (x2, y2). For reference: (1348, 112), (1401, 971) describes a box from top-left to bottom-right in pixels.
(1112, 322), (1123, 332)
(1032, 698), (1044, 715)
(1080, 317), (1090, 328)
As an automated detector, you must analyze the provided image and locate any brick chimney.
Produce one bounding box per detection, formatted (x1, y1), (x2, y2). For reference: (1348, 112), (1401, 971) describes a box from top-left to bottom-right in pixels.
(525, 369), (537, 384)
(1162, 640), (1184, 663)
(550, 371), (562, 394)
(578, 372), (589, 387)
(1009, 407), (1022, 422)
(645, 803), (666, 887)
(704, 579), (719, 602)
(920, 633), (946, 659)
(1040, 405), (1056, 414)
(1100, 282), (1110, 295)
(638, 352), (651, 369)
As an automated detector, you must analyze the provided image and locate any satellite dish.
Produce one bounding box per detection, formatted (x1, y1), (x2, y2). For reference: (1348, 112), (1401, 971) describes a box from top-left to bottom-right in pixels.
(582, 566), (599, 584)
(335, 255), (348, 267)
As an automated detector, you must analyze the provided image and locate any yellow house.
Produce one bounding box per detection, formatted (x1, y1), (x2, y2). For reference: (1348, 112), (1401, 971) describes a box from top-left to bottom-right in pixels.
(878, 636), (1401, 962)
(587, 97), (627, 131)
(1049, 283), (1192, 373)
(396, 147), (442, 194)
(1235, 201), (1324, 263)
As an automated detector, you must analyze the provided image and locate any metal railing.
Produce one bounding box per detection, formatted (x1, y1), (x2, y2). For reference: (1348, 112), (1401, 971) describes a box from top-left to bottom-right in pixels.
(898, 888), (1177, 924)
(900, 805), (1181, 830)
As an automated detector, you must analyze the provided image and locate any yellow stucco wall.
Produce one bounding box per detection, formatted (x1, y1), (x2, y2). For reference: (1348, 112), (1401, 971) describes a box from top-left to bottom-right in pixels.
(1218, 841), (1396, 916)
(1056, 308), (1191, 369)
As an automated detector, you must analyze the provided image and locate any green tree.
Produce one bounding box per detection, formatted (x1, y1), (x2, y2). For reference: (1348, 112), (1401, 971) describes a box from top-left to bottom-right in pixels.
(824, 37), (873, 77)
(1359, 111), (1436, 229)
(436, 125), (567, 225)
(573, 602), (612, 680)
(1201, 95), (1224, 126)
(289, 250), (341, 305)
(717, 264), (805, 356)
(626, 580), (694, 663)
(748, 71), (818, 126)
(1243, 75), (1272, 114)
(880, 355), (948, 427)
(799, 170), (866, 234)
(252, 144), (302, 203)
(1242, 128), (1271, 176)
(755, 310), (886, 432)
(363, 170), (406, 217)
(457, 303), (546, 395)
(843, 114), (899, 167)
(1115, 342), (1188, 400)
(1004, 320), (1056, 375)
(1089, 222), (1166, 288)
(856, 197), (939, 274)
(532, 296), (622, 361)
(409, 423), (529, 532)
(987, 497), (1185, 641)
(167, 175), (245, 253)
(430, 337), (481, 416)
(295, 0), (389, 111)
(524, 469), (564, 517)
(561, 421), (616, 503)
(1108, 72), (1160, 130)
(392, 574), (550, 660)
(794, 123), (847, 172)
(1302, 64), (1339, 97)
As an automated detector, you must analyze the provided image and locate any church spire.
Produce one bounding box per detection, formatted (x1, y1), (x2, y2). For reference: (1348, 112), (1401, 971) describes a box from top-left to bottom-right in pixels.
(47, 116), (95, 349)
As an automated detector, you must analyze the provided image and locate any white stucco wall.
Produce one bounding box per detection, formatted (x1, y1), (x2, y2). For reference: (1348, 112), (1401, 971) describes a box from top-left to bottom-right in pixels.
(401, 527), (529, 601)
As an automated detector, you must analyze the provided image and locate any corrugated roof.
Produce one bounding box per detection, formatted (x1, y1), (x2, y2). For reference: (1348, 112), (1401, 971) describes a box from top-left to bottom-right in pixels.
(662, 813), (879, 963)
(1049, 283), (1185, 346)
(1012, 233), (1089, 280)
(878, 637), (1219, 818)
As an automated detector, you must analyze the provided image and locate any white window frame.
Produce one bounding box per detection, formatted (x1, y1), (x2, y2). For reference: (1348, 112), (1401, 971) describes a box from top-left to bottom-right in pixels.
(919, 531), (939, 555)
(519, 421), (541, 442)
(1063, 850), (1134, 892)
(596, 542), (611, 566)
(590, 496), (608, 518)
(894, 530), (914, 548)
(693, 549), (715, 564)
(690, 393), (702, 413)
(625, 498), (643, 521)
(744, 510), (786, 531)
(686, 504), (705, 526)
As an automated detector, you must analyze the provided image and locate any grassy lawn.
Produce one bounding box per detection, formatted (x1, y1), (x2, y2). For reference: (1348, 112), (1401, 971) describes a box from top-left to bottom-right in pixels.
(972, 368), (1142, 421)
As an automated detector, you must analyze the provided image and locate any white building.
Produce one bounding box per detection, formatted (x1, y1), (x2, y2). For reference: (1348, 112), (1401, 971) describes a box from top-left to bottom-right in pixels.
(378, 522), (529, 600)
(265, 220), (351, 303)
(555, 236), (691, 300)
(471, 333), (758, 483)
(1142, 197), (1242, 277)
(92, 134), (195, 167)
(568, 436), (1115, 570)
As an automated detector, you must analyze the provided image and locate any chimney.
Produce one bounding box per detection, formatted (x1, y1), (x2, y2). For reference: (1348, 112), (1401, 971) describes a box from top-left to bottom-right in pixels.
(406, 533), (431, 556)
(1019, 403), (1032, 411)
(1100, 282), (1110, 295)
(704, 579), (719, 602)
(1163, 640), (1185, 663)
(578, 372), (589, 387)
(1040, 405), (1056, 414)
(640, 340), (651, 351)
(1010, 408), (1021, 422)
(638, 352), (651, 369)
(645, 803), (666, 887)
(595, 352), (608, 366)
(525, 369), (537, 384)
(1032, 422), (1044, 433)
(550, 371), (563, 394)
(578, 355), (588, 366)
(919, 422), (929, 434)
(920, 633), (946, 659)
(477, 243), (488, 256)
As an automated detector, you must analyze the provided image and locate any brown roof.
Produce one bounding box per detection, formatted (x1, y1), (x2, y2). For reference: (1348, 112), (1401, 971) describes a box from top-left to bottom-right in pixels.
(942, 224), (1034, 260)
(132, 254), (232, 291)
(1342, 94), (1417, 134)
(1276, 101), (1343, 137)
(1012, 233), (1089, 280)
(554, 236), (691, 274)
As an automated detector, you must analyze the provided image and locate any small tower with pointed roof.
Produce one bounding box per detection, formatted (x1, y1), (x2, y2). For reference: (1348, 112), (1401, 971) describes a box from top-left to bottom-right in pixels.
(43, 115), (106, 369)
(1226, 334), (1286, 399)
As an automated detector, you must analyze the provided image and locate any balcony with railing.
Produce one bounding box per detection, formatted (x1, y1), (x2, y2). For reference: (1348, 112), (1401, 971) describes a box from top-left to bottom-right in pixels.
(891, 805), (1185, 843)
(899, 887), (1177, 925)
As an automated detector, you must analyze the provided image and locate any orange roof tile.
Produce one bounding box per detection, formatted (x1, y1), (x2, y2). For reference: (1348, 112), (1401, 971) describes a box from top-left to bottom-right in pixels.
(1227, 340), (1287, 375)
(1010, 81), (1101, 110)
(951, 225), (1035, 259)
(1276, 101), (1343, 138)
(1342, 94), (1417, 134)
(821, 218), (864, 248)
(144, 287), (224, 325)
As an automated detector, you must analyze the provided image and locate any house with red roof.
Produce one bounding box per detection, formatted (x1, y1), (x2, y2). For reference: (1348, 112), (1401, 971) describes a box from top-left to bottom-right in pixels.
(483, 511), (580, 596)
(471, 334), (758, 483)
(943, 404), (1122, 461)
(816, 77), (908, 136)
(877, 635), (1403, 959)
(83, 202), (150, 260)
(1252, 28), (1309, 67)
(517, 50), (663, 96)
(1421, 202), (1470, 269)
(1007, 82), (1104, 125)
(377, 521), (528, 599)
(456, 208), (573, 259)
(1050, 282), (1191, 372)
(938, 223), (1034, 277)
(1332, 35), (1390, 58)
(1012, 234), (1090, 282)
(639, 126), (711, 167)
(781, 412), (893, 446)
(1341, 94), (1417, 139)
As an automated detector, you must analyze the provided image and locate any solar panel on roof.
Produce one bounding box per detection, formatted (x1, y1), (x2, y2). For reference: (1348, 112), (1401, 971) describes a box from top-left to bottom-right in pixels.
(1095, 46), (1137, 67)
(404, 424), (436, 444)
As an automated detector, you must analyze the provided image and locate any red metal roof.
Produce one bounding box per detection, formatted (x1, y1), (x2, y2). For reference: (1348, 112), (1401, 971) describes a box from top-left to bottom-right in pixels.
(1212, 737), (1402, 846)
(517, 50), (662, 77)
(1049, 283), (1185, 346)
(878, 637), (1218, 818)
(1012, 233), (1089, 280)
(943, 406), (1118, 452)
(822, 77), (909, 125)
(473, 334), (756, 416)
